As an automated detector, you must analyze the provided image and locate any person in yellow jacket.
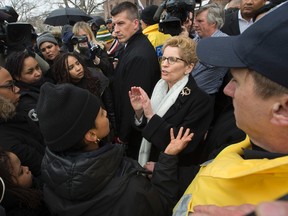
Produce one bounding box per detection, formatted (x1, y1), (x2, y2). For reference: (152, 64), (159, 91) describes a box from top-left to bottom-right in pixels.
(140, 5), (171, 57)
(173, 2), (288, 216)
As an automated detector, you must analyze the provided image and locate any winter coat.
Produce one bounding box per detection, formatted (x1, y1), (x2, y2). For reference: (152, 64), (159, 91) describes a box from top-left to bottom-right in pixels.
(140, 76), (214, 166)
(42, 144), (178, 216)
(16, 78), (52, 122)
(0, 96), (45, 177)
(142, 23), (171, 57)
(112, 30), (160, 158)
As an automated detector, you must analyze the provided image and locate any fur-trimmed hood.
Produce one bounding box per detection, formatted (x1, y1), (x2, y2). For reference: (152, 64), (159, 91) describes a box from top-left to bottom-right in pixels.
(0, 95), (16, 121)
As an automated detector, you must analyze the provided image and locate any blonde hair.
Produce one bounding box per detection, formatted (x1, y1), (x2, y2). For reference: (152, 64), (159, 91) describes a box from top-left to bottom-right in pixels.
(72, 21), (104, 49)
(162, 36), (198, 65)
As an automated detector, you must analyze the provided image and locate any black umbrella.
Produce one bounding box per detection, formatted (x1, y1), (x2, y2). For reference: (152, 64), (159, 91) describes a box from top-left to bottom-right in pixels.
(44, 7), (93, 26)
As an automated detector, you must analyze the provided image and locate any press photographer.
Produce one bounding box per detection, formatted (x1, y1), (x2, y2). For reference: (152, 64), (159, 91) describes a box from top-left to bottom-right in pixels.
(153, 0), (198, 36)
(72, 21), (113, 79)
(0, 6), (33, 64)
(0, 6), (50, 74)
(70, 35), (102, 62)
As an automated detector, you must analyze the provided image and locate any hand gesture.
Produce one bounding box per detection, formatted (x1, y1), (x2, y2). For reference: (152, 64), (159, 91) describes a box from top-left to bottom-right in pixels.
(164, 127), (193, 155)
(137, 87), (154, 120)
(129, 87), (154, 120)
(129, 87), (143, 112)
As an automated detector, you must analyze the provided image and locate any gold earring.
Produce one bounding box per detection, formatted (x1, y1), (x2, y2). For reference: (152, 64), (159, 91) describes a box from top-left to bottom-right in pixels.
(95, 138), (101, 144)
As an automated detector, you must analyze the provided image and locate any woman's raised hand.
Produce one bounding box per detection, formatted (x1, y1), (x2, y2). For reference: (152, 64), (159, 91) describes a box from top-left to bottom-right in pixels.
(129, 86), (143, 112)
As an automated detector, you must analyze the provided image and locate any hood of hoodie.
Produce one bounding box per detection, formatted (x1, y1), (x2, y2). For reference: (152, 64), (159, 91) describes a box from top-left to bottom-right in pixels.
(41, 144), (125, 201)
(0, 95), (16, 121)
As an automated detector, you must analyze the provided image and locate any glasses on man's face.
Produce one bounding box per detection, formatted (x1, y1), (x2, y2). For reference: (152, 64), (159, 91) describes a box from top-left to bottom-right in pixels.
(0, 80), (16, 93)
(159, 56), (185, 65)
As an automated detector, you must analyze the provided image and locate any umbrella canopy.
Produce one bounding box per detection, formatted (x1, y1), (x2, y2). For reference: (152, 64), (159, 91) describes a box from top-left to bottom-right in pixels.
(44, 7), (93, 26)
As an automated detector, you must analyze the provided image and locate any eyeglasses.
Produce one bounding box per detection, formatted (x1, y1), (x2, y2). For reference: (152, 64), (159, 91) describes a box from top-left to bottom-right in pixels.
(0, 80), (16, 92)
(159, 56), (186, 65)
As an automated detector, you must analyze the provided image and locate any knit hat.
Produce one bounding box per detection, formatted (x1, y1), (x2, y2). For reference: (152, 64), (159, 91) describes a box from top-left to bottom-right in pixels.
(96, 25), (114, 44)
(36, 83), (101, 152)
(140, 5), (158, 25)
(36, 32), (58, 49)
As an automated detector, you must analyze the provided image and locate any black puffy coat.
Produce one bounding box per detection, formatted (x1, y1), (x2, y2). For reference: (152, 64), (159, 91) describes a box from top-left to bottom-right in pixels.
(42, 144), (178, 216)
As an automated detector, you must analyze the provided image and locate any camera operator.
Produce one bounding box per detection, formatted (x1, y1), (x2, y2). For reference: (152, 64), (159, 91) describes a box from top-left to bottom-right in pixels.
(154, 0), (196, 36)
(180, 11), (197, 38)
(72, 21), (113, 79)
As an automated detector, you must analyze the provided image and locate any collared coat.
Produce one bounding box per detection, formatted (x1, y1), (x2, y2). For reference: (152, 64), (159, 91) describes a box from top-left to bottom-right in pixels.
(112, 30), (160, 158)
(141, 76), (214, 166)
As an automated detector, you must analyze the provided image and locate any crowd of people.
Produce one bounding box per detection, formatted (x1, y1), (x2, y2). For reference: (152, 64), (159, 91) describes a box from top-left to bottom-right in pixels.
(0, 0), (288, 215)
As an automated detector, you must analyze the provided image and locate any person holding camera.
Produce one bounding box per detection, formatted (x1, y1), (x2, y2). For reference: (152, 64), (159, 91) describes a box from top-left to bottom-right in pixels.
(72, 21), (113, 79)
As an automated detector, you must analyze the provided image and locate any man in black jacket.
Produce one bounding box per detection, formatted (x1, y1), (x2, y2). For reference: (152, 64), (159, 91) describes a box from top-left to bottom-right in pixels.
(221, 0), (266, 35)
(0, 66), (45, 177)
(111, 2), (161, 159)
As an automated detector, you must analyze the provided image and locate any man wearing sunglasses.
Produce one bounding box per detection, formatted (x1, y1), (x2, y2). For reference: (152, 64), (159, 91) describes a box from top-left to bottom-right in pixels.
(0, 66), (45, 178)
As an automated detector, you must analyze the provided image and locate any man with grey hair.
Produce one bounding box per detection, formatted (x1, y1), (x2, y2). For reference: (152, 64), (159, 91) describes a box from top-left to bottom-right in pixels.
(192, 3), (228, 101)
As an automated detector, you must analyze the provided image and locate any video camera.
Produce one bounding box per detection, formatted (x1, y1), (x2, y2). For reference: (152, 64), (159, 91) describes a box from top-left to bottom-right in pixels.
(70, 35), (102, 60)
(70, 35), (88, 45)
(153, 0), (196, 36)
(0, 6), (34, 55)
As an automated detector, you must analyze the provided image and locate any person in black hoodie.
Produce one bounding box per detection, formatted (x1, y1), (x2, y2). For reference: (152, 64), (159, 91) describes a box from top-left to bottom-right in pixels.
(37, 82), (193, 216)
(0, 66), (45, 177)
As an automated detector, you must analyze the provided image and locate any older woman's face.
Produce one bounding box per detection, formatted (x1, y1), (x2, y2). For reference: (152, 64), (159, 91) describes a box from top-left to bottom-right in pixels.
(161, 46), (193, 89)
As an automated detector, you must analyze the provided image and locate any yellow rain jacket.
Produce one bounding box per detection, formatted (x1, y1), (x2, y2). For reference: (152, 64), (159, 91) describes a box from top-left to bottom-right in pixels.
(142, 24), (171, 57)
(173, 136), (288, 216)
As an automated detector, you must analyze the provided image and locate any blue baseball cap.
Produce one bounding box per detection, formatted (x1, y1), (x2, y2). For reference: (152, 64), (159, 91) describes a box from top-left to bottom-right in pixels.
(196, 2), (288, 88)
